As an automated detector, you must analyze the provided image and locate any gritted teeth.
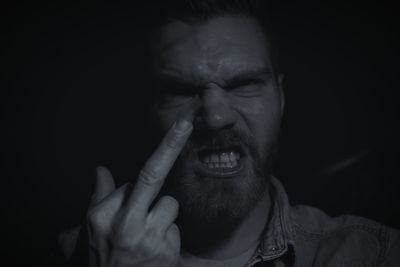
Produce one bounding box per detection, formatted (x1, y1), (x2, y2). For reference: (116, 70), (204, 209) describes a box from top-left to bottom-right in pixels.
(204, 160), (238, 169)
(200, 151), (241, 168)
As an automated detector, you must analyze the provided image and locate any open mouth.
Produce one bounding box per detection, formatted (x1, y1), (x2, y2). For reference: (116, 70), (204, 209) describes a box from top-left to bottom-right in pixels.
(194, 147), (244, 177)
(199, 149), (241, 168)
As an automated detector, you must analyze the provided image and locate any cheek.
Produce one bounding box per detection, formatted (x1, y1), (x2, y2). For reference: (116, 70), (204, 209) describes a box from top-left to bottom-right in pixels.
(254, 98), (281, 129)
(233, 94), (281, 145)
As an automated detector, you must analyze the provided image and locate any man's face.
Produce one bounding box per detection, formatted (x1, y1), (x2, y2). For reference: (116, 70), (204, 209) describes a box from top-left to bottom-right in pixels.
(152, 15), (284, 223)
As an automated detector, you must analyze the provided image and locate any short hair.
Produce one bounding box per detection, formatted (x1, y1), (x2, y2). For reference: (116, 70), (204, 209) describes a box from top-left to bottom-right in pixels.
(145, 0), (280, 75)
(157, 0), (261, 21)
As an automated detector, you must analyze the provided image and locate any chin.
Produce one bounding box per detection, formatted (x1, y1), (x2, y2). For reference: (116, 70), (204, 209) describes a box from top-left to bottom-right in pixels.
(162, 128), (277, 226)
(166, 154), (269, 226)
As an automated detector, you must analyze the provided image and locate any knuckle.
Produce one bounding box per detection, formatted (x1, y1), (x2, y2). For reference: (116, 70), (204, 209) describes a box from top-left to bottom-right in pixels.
(164, 133), (182, 150)
(86, 206), (108, 231)
(138, 234), (160, 257)
(164, 132), (185, 150)
(166, 224), (180, 243)
(168, 223), (179, 235)
(141, 234), (165, 256)
(108, 226), (141, 252)
(158, 244), (178, 263)
(86, 207), (100, 225)
(144, 224), (162, 240)
(111, 213), (136, 237)
(161, 196), (179, 212)
(109, 211), (146, 244)
(110, 234), (136, 251)
(138, 169), (161, 186)
(113, 216), (132, 236)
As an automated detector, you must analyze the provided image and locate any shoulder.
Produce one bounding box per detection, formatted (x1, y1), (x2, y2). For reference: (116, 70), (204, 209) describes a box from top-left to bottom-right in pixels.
(288, 205), (400, 266)
(290, 204), (385, 237)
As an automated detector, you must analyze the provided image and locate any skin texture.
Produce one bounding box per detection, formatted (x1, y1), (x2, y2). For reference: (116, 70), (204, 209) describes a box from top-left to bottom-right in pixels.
(64, 15), (285, 266)
(151, 15), (284, 260)
(154, 15), (284, 224)
(85, 120), (192, 267)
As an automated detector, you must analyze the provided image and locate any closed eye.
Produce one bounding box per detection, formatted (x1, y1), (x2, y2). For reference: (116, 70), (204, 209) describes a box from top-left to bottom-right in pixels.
(227, 78), (266, 89)
(224, 77), (268, 97)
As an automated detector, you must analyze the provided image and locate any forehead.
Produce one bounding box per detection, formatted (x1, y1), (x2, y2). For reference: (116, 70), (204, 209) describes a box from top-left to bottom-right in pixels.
(154, 15), (271, 83)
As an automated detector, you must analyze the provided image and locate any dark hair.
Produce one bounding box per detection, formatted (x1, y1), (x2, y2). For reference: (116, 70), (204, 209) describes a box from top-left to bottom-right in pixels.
(143, 0), (280, 75)
(157, 0), (260, 21)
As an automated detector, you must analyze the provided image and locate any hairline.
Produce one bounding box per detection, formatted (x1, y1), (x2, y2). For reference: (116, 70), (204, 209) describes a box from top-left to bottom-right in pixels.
(150, 12), (279, 78)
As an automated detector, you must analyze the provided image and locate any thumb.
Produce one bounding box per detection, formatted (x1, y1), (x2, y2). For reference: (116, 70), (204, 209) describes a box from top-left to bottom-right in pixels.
(90, 166), (116, 206)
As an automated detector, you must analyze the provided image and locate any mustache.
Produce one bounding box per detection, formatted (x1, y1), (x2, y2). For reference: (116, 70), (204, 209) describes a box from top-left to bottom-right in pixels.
(182, 128), (256, 155)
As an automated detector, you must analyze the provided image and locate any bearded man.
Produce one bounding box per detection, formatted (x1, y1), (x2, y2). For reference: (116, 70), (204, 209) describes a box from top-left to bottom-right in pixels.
(58, 1), (400, 266)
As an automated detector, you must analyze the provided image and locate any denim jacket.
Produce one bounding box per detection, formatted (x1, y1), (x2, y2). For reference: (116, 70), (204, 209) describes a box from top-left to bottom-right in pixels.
(246, 177), (400, 267)
(57, 177), (400, 267)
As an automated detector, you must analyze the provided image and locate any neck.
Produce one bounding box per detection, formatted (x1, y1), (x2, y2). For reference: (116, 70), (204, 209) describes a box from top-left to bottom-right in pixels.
(179, 191), (272, 260)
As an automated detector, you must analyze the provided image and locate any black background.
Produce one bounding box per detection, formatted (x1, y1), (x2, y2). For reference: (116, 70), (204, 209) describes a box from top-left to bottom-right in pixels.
(2, 1), (399, 266)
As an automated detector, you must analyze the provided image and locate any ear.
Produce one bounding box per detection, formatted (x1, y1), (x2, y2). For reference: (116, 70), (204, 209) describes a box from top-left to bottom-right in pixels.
(278, 73), (285, 115)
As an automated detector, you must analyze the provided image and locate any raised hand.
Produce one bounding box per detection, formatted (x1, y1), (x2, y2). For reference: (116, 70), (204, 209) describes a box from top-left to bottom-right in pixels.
(85, 119), (192, 267)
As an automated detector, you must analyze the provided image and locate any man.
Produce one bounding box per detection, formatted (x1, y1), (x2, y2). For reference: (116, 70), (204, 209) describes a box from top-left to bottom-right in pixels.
(59, 1), (400, 266)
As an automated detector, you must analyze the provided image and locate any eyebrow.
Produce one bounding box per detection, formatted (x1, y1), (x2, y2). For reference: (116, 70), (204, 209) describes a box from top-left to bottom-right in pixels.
(156, 66), (272, 88)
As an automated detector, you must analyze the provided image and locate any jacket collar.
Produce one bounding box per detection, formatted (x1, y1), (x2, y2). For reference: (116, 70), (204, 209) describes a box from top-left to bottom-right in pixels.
(250, 177), (295, 264)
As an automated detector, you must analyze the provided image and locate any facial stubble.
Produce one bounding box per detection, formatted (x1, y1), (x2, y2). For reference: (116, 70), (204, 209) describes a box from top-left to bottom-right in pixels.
(163, 128), (275, 226)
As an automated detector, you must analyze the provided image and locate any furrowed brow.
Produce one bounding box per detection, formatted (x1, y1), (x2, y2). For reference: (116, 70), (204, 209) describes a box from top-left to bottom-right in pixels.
(156, 66), (272, 89)
(225, 68), (272, 87)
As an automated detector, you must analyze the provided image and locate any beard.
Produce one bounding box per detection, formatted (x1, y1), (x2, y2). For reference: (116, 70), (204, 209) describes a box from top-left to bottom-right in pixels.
(162, 127), (277, 226)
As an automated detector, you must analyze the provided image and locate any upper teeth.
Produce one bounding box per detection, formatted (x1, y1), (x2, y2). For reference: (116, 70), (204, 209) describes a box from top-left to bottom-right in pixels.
(201, 151), (240, 163)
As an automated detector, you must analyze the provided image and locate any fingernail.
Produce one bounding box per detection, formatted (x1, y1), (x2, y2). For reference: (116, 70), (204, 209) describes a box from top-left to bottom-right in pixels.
(175, 119), (192, 132)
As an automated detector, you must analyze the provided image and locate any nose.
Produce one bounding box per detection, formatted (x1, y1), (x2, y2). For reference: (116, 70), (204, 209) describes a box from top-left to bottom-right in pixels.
(195, 84), (237, 131)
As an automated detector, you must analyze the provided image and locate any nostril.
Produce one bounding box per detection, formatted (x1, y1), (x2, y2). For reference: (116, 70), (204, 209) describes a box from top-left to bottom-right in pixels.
(193, 115), (236, 133)
(205, 111), (237, 130)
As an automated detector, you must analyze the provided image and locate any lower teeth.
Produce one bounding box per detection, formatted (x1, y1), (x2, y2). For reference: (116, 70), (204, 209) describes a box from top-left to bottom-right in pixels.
(205, 160), (238, 169)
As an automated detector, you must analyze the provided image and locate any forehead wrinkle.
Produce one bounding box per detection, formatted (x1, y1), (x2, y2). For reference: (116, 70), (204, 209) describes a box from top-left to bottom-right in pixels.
(156, 28), (214, 84)
(155, 15), (272, 86)
(157, 36), (270, 86)
(158, 21), (244, 81)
